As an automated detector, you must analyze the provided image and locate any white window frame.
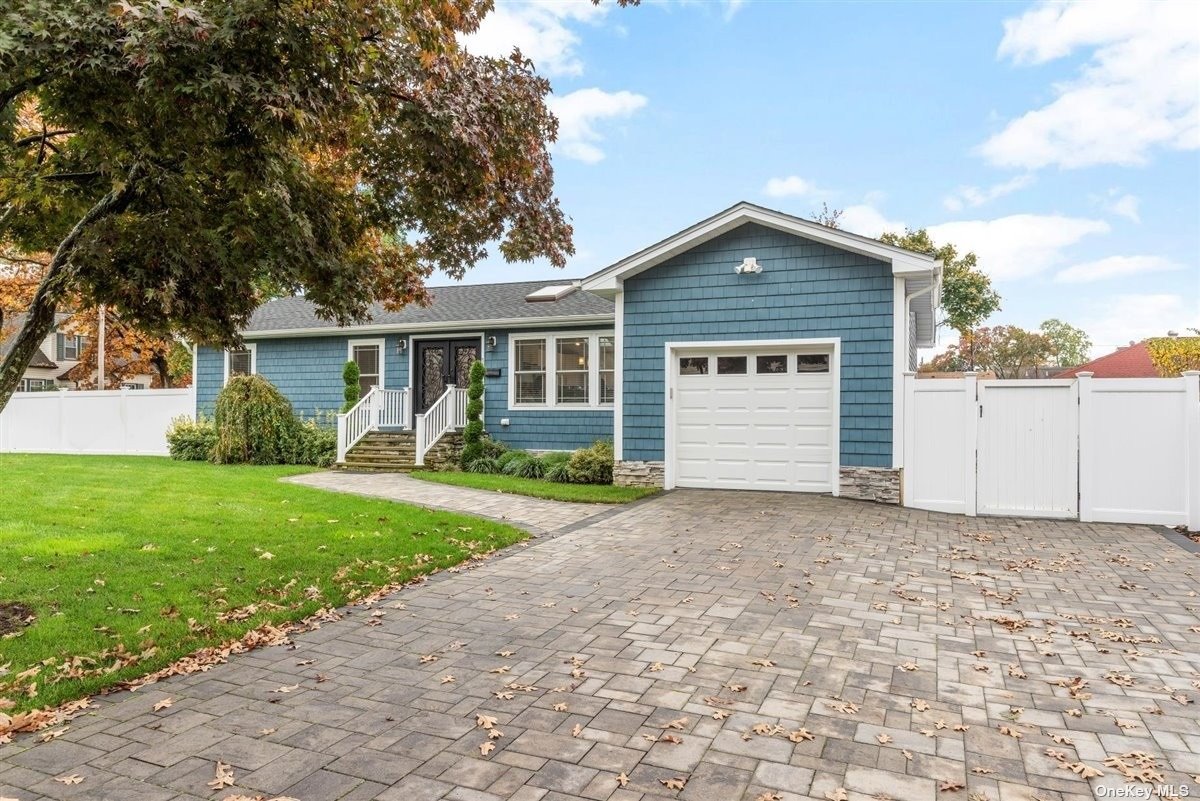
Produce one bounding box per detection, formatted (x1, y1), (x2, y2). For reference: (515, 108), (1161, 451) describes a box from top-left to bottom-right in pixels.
(507, 330), (616, 410)
(223, 342), (257, 384)
(347, 338), (386, 393)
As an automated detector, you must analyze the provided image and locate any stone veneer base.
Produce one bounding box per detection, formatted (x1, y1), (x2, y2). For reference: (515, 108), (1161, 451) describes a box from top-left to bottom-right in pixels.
(838, 466), (901, 505)
(614, 460), (666, 488)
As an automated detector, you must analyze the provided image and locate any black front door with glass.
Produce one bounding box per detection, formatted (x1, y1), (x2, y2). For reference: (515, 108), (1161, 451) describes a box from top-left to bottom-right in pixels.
(415, 339), (480, 413)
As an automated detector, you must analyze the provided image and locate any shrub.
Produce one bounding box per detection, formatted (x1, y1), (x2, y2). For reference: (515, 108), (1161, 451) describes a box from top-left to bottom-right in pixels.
(212, 375), (302, 464)
(544, 461), (571, 483)
(479, 436), (508, 460)
(567, 440), (614, 485)
(506, 455), (545, 479)
(341, 360), (360, 412)
(166, 416), (217, 461)
(466, 457), (500, 474)
(292, 420), (336, 467)
(495, 449), (529, 469)
(460, 360), (487, 463)
(541, 450), (571, 467)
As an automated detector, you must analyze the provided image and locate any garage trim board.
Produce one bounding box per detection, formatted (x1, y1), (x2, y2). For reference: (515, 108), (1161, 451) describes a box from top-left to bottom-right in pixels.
(663, 338), (841, 493)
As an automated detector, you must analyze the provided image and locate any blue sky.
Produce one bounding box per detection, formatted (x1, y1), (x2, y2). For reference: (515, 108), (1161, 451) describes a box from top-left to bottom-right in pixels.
(447, 0), (1200, 357)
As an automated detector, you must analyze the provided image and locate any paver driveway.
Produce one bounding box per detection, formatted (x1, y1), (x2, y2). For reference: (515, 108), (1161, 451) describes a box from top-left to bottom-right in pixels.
(2, 491), (1198, 801)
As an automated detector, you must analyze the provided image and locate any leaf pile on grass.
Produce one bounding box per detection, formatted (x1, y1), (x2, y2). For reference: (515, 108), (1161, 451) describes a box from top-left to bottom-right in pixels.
(0, 454), (525, 731)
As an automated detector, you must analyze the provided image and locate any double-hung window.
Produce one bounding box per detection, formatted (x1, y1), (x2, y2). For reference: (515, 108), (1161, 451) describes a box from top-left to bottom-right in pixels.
(224, 343), (257, 383)
(348, 339), (384, 397)
(509, 331), (615, 409)
(56, 333), (82, 361)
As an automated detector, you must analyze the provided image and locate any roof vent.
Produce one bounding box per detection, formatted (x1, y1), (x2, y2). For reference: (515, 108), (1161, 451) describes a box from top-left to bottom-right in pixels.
(525, 284), (579, 303)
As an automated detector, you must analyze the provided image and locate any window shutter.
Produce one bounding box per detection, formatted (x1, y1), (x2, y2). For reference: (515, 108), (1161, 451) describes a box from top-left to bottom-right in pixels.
(56, 333), (64, 361)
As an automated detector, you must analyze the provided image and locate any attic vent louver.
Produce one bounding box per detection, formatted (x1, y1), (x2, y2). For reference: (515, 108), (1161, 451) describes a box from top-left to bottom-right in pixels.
(525, 284), (579, 302)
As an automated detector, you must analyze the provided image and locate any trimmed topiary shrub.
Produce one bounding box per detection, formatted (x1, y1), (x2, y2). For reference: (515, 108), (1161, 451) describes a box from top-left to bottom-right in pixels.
(567, 440), (614, 485)
(460, 360), (487, 464)
(341, 360), (360, 412)
(166, 416), (217, 461)
(212, 375), (302, 464)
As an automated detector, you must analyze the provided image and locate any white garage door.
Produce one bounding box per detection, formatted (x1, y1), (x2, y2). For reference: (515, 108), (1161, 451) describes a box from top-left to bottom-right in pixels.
(670, 346), (837, 492)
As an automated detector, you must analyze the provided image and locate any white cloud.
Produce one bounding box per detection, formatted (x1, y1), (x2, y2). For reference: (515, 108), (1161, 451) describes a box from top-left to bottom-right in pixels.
(1054, 254), (1183, 283)
(763, 176), (818, 198)
(981, 0), (1200, 169)
(1080, 293), (1200, 355)
(838, 205), (906, 238)
(927, 214), (1109, 280)
(942, 174), (1035, 212)
(723, 0), (746, 21)
(547, 88), (647, 163)
(463, 0), (607, 77)
(1108, 193), (1140, 223)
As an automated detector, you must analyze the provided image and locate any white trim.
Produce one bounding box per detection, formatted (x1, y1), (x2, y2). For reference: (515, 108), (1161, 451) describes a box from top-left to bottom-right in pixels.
(613, 287), (624, 460)
(892, 276), (906, 470)
(582, 203), (937, 294)
(506, 329), (616, 411)
(240, 313), (614, 340)
(347, 338), (386, 390)
(662, 337), (841, 493)
(222, 343), (257, 384)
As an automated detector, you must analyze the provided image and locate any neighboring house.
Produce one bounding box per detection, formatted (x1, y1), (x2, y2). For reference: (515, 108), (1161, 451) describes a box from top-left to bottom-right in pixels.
(1, 312), (84, 391)
(0, 312), (155, 391)
(1055, 342), (1160, 379)
(194, 202), (942, 500)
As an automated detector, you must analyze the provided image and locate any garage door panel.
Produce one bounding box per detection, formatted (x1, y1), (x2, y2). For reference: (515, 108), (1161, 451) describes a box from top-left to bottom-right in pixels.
(671, 345), (836, 493)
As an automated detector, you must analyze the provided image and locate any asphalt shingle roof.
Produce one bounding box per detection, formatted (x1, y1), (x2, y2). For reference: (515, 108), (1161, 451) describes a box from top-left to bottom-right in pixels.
(1055, 341), (1163, 378)
(244, 280), (614, 334)
(0, 312), (68, 368)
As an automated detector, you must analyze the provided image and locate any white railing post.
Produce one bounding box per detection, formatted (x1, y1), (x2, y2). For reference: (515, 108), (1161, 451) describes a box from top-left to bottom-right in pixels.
(415, 413), (426, 466)
(1077, 372), (1094, 522)
(368, 385), (380, 430)
(1184, 371), (1200, 531)
(336, 413), (348, 463)
(963, 372), (978, 517)
(445, 384), (456, 429)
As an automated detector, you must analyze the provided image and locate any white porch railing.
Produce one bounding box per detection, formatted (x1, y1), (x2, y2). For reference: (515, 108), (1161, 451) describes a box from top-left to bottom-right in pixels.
(336, 386), (410, 463)
(414, 385), (469, 466)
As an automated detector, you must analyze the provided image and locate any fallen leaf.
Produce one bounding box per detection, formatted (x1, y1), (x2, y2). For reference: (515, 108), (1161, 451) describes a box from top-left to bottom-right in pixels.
(664, 717), (689, 730)
(825, 789), (848, 801)
(553, 703), (568, 712)
(939, 779), (965, 791)
(755, 794), (782, 801)
(571, 723), (583, 737)
(153, 698), (173, 712)
(877, 733), (892, 744)
(271, 684), (299, 694)
(476, 714), (498, 730)
(616, 772), (629, 787)
(751, 658), (775, 667)
(259, 551), (274, 560)
(440, 675), (456, 684)
(54, 775), (84, 785)
(479, 740), (495, 756)
(788, 728), (815, 742)
(660, 776), (687, 791)
(208, 761), (235, 791)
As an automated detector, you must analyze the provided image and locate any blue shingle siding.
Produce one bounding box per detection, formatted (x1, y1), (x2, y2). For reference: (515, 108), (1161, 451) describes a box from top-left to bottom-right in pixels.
(621, 222), (895, 468)
(480, 328), (614, 451)
(196, 334), (410, 421)
(195, 328), (616, 451)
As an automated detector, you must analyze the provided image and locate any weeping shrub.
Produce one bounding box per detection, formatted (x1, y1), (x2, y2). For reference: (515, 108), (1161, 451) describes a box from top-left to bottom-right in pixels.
(460, 360), (487, 464)
(212, 375), (301, 464)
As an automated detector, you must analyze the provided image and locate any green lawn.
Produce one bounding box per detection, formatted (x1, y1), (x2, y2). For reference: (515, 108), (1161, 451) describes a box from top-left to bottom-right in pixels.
(410, 470), (660, 504)
(0, 454), (525, 714)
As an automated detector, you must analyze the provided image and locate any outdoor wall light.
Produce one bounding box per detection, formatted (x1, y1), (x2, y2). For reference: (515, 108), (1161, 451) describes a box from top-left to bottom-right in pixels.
(735, 257), (762, 275)
(397, 339), (407, 352)
(486, 336), (498, 350)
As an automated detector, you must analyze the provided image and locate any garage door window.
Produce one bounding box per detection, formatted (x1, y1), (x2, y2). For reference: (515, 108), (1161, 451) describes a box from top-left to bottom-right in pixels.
(679, 357), (708, 375)
(797, 354), (830, 373)
(716, 356), (747, 375)
(756, 355), (787, 374)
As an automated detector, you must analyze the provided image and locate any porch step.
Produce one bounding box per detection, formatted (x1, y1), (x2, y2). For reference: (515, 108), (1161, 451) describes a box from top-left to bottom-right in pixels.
(337, 430), (463, 472)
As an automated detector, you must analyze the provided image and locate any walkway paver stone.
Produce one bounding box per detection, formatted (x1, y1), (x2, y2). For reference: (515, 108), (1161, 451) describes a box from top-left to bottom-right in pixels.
(2, 490), (1199, 801)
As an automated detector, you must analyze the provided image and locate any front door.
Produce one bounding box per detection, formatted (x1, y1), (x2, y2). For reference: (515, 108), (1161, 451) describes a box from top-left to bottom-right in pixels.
(415, 338), (480, 414)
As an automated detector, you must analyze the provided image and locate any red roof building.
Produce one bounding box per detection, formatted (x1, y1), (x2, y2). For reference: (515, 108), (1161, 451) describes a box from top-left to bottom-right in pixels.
(1056, 342), (1159, 378)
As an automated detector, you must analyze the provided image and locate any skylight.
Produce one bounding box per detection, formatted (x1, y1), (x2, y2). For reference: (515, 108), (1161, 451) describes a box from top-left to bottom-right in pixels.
(525, 284), (579, 302)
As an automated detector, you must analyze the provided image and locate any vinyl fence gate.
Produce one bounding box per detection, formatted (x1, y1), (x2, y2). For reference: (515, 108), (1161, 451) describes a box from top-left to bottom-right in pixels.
(902, 371), (1200, 528)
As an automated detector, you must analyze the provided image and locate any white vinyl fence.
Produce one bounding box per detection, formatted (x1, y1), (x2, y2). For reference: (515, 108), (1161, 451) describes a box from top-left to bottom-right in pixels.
(0, 388), (194, 456)
(902, 371), (1200, 528)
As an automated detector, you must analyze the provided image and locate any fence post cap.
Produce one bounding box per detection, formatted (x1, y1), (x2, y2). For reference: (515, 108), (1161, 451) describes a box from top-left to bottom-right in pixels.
(1183, 370), (1200, 376)
(903, 371), (916, 377)
(963, 371), (977, 377)
(1076, 371), (1095, 378)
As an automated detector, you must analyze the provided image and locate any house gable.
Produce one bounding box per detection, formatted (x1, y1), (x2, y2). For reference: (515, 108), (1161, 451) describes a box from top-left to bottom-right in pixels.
(619, 221), (896, 469)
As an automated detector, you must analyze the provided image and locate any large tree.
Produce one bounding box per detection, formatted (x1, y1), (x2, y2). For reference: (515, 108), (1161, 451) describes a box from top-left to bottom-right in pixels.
(0, 0), (593, 411)
(878, 229), (1001, 336)
(1038, 318), (1091, 366)
(926, 325), (1054, 379)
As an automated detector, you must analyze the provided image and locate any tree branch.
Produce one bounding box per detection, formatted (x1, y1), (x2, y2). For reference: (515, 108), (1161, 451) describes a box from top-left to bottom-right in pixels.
(0, 74), (46, 113)
(0, 165), (143, 412)
(13, 130), (73, 148)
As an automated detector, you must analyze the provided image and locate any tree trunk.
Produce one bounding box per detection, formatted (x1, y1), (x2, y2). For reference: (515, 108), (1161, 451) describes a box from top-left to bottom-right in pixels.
(0, 168), (141, 413)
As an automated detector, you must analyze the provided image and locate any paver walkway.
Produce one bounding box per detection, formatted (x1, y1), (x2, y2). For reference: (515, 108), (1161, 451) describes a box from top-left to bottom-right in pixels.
(2, 491), (1198, 801)
(285, 471), (612, 536)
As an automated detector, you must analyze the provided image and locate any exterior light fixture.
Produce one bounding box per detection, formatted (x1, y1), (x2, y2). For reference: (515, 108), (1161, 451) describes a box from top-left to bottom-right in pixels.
(397, 339), (407, 352)
(486, 336), (498, 350)
(735, 257), (762, 275)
